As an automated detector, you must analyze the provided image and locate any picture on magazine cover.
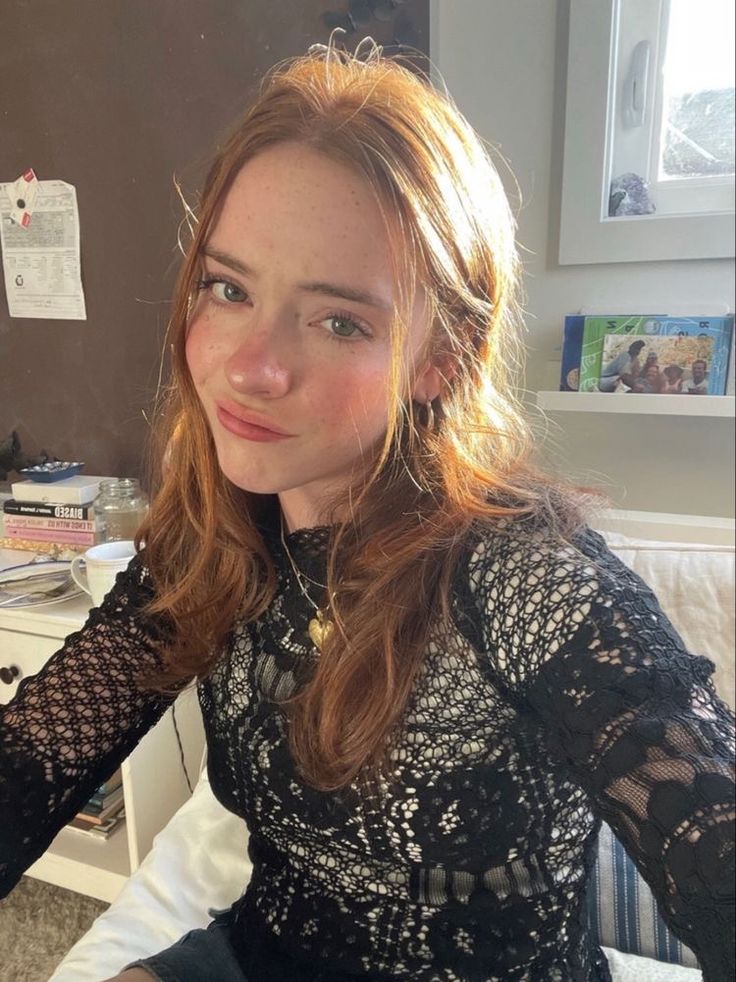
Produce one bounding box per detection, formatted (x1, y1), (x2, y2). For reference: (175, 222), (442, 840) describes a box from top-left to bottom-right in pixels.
(598, 334), (715, 394)
(578, 316), (660, 392)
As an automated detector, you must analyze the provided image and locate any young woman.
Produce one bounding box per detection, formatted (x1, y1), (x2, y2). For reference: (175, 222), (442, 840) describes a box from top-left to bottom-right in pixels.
(1, 39), (734, 982)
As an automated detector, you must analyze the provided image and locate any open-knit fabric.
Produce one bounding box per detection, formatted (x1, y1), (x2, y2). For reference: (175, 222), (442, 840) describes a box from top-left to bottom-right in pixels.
(1, 518), (734, 981)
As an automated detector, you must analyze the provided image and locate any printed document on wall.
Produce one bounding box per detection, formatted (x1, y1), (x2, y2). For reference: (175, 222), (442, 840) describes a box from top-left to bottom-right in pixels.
(0, 178), (87, 319)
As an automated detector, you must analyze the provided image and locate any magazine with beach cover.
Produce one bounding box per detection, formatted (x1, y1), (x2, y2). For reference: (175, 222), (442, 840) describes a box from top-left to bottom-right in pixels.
(579, 315), (734, 394)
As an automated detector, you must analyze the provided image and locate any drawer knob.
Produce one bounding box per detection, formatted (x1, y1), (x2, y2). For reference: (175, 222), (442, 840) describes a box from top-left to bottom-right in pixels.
(0, 665), (21, 685)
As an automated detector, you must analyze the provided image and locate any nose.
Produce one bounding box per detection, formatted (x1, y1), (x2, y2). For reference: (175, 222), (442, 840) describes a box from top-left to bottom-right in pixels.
(224, 322), (292, 399)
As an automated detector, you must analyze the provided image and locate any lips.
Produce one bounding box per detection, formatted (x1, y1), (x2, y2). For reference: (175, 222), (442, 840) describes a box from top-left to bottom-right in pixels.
(214, 401), (294, 443)
(216, 401), (291, 435)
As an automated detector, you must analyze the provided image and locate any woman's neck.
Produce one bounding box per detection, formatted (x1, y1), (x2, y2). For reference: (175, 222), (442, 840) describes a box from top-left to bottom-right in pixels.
(277, 494), (330, 535)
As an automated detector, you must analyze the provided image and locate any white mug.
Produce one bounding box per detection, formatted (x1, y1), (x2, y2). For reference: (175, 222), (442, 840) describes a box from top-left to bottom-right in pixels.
(71, 540), (137, 607)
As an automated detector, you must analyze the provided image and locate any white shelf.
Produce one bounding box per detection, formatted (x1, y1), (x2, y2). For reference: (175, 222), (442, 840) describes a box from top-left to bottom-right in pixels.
(1, 550), (206, 903)
(537, 392), (736, 417)
(26, 822), (131, 903)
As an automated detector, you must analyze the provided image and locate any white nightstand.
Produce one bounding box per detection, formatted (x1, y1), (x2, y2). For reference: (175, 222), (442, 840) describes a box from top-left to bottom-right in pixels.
(0, 548), (205, 903)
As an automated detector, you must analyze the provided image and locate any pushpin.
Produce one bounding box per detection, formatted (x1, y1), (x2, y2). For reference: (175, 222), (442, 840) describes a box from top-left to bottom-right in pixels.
(6, 169), (39, 227)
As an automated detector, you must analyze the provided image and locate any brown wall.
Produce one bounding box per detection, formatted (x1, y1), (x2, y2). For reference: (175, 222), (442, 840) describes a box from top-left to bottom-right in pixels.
(1, 0), (429, 485)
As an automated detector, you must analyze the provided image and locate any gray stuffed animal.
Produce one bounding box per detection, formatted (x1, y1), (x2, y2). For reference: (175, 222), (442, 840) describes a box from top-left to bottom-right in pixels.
(608, 172), (656, 217)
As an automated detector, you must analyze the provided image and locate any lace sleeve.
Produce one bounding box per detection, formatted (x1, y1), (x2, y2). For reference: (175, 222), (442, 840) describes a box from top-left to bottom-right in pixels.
(466, 525), (735, 982)
(0, 554), (180, 898)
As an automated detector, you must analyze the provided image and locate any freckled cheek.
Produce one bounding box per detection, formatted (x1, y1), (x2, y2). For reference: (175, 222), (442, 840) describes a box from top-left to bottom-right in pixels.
(185, 319), (230, 384)
(310, 369), (390, 432)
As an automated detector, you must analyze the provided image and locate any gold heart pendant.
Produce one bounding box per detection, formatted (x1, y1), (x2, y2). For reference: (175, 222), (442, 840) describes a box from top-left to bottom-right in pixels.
(308, 610), (333, 650)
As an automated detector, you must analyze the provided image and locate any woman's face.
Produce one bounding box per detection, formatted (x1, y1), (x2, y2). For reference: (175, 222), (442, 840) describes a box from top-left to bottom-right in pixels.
(185, 142), (437, 530)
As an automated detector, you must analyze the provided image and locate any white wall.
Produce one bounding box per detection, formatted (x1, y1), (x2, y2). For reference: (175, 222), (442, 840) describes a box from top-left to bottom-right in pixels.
(431, 0), (735, 517)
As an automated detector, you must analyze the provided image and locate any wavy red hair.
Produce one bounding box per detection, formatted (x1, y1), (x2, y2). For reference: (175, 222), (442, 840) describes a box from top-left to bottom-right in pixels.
(137, 39), (591, 790)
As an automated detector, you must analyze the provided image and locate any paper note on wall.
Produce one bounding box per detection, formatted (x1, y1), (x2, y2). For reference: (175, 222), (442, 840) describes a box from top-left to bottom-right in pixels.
(0, 175), (87, 319)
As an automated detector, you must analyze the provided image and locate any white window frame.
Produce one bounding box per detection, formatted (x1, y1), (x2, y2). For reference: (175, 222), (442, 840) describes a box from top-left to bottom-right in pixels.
(559, 0), (735, 265)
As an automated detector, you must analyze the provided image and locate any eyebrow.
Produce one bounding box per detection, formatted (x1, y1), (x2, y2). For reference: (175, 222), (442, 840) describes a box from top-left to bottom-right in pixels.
(203, 247), (393, 312)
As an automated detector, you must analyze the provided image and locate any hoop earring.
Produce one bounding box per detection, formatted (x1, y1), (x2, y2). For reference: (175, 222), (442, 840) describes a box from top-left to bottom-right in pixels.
(425, 399), (435, 433)
(413, 398), (435, 435)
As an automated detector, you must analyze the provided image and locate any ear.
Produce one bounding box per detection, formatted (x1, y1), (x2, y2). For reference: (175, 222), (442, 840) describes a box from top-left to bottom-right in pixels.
(411, 354), (456, 404)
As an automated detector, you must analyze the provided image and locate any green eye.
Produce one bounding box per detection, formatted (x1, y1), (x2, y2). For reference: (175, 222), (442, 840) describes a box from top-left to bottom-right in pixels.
(330, 316), (359, 337)
(216, 281), (247, 303)
(196, 277), (248, 304)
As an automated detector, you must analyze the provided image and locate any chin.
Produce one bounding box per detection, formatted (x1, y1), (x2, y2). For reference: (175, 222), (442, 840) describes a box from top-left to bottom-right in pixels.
(210, 447), (272, 494)
(219, 464), (283, 496)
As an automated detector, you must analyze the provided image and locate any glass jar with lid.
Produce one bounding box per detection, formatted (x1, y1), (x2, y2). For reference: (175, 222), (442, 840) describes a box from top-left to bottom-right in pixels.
(94, 478), (149, 542)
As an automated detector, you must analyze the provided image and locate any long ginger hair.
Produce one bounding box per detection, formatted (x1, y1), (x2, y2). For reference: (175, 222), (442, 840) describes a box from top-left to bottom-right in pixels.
(138, 38), (589, 790)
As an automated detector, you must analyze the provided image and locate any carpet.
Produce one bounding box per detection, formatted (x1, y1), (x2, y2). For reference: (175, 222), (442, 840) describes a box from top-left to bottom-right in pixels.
(0, 876), (107, 982)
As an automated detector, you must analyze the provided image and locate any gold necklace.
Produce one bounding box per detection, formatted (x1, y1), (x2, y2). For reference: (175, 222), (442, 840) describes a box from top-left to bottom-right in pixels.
(279, 515), (334, 650)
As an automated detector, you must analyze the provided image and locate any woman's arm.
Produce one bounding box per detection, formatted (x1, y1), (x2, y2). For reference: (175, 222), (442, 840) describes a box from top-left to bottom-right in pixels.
(466, 525), (734, 981)
(0, 554), (185, 897)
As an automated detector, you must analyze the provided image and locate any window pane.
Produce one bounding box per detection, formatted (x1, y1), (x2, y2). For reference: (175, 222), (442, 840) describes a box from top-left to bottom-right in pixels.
(659, 0), (735, 180)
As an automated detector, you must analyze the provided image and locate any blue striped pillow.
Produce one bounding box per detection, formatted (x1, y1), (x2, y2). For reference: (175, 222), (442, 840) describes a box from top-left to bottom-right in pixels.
(587, 822), (698, 968)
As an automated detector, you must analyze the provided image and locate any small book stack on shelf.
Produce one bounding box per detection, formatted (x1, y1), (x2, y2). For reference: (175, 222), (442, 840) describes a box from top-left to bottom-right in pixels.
(67, 767), (126, 840)
(559, 314), (735, 396)
(2, 472), (113, 557)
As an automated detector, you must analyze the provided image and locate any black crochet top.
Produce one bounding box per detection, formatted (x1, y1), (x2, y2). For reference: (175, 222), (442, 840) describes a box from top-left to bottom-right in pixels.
(1, 519), (734, 981)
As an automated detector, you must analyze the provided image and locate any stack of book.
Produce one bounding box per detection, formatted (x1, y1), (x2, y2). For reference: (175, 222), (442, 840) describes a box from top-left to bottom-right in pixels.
(559, 314), (735, 396)
(2, 474), (113, 556)
(67, 767), (126, 840)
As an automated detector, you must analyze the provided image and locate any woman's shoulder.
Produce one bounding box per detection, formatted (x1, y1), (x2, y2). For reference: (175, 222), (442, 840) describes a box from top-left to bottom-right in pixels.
(459, 508), (611, 583)
(449, 509), (692, 692)
(453, 505), (683, 649)
(449, 507), (631, 643)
